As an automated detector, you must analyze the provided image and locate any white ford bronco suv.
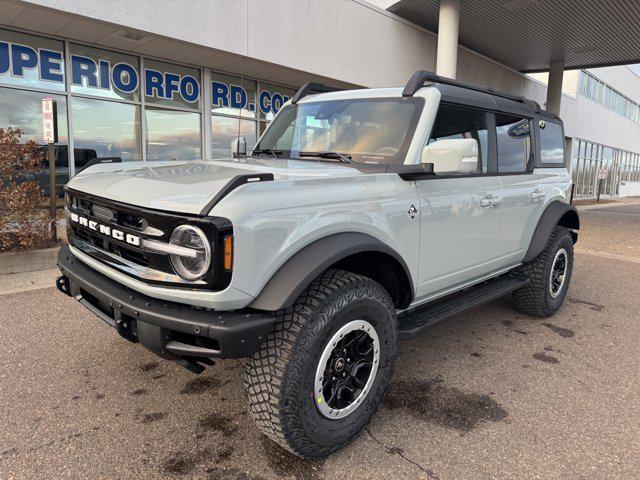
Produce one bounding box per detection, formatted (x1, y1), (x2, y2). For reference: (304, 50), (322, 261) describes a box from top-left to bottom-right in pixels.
(56, 71), (579, 458)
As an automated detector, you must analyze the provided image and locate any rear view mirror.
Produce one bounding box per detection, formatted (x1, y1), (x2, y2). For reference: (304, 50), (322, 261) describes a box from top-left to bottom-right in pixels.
(231, 137), (247, 158)
(421, 138), (478, 175)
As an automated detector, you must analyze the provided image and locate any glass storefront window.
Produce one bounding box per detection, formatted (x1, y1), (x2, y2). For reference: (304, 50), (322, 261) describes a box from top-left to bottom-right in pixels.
(258, 82), (295, 122)
(146, 108), (201, 161)
(0, 29), (65, 92)
(211, 116), (257, 159)
(0, 87), (68, 195)
(71, 97), (141, 167)
(145, 59), (201, 110)
(69, 44), (140, 102)
(211, 73), (257, 118)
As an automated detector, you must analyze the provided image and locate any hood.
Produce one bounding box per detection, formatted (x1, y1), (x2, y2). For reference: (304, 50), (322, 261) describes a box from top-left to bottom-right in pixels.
(67, 158), (361, 215)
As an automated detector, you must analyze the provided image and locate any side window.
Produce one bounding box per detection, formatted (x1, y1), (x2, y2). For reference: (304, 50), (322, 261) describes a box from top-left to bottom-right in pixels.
(539, 120), (565, 164)
(496, 114), (532, 173)
(428, 104), (489, 174)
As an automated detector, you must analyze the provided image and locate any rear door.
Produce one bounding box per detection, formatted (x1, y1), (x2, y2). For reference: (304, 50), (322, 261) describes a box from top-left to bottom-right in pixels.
(495, 113), (545, 262)
(414, 103), (504, 298)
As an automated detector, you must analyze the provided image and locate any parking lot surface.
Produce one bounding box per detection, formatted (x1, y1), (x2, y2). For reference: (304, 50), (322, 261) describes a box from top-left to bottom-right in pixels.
(1, 200), (639, 480)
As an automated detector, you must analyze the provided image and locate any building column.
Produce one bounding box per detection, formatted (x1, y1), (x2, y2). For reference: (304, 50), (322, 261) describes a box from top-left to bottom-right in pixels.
(436, 0), (460, 79)
(546, 61), (564, 115)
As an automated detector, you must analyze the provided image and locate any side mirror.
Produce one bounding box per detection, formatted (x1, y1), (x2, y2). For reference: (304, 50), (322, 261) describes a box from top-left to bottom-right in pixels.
(231, 136), (247, 158)
(421, 138), (478, 175)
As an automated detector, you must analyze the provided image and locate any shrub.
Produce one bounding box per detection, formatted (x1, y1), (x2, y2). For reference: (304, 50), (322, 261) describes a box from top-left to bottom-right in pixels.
(0, 127), (53, 252)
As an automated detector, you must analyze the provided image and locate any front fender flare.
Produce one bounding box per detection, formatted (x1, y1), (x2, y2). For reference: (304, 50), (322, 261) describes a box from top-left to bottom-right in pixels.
(249, 232), (413, 311)
(524, 201), (580, 262)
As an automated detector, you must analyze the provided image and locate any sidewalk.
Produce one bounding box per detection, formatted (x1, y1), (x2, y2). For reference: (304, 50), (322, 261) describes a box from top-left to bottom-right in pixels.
(0, 268), (60, 295)
(574, 195), (640, 211)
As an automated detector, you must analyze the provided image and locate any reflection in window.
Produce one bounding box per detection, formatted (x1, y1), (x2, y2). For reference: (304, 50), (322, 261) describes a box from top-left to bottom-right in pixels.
(211, 116), (257, 159)
(71, 97), (141, 168)
(496, 114), (531, 173)
(539, 121), (564, 164)
(146, 108), (201, 161)
(0, 87), (68, 195)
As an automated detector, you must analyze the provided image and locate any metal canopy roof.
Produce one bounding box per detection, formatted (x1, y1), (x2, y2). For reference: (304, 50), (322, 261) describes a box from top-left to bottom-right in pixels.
(388, 0), (640, 72)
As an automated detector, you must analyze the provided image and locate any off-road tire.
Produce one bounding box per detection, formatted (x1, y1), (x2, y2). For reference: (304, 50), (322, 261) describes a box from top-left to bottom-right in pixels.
(512, 226), (574, 317)
(244, 269), (397, 459)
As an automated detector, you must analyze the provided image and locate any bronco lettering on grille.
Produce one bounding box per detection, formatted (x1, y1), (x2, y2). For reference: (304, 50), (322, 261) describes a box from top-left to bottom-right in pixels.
(70, 212), (141, 246)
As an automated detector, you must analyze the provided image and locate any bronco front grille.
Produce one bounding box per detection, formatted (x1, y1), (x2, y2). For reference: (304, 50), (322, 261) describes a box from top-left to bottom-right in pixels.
(65, 188), (232, 290)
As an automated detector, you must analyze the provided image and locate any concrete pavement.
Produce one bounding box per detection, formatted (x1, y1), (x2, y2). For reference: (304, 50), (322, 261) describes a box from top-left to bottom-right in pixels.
(1, 201), (639, 480)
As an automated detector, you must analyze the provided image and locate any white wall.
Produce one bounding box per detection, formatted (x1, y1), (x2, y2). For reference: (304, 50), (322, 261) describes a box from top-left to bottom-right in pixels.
(17, 0), (438, 88)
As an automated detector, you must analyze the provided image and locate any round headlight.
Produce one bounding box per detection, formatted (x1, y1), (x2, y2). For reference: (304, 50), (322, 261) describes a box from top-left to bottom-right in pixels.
(169, 225), (211, 281)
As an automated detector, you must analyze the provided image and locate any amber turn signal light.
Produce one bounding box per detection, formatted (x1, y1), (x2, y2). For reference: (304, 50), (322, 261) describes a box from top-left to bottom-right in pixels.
(224, 235), (233, 270)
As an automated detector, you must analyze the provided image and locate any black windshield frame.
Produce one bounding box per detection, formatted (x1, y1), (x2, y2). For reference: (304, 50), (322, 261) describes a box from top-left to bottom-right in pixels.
(253, 97), (425, 165)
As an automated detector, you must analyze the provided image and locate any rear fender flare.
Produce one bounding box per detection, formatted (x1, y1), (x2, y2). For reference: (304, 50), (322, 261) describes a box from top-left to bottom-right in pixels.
(524, 201), (579, 262)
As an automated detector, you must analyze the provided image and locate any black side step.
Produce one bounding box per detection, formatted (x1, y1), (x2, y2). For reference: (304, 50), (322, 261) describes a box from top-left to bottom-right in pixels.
(397, 274), (530, 340)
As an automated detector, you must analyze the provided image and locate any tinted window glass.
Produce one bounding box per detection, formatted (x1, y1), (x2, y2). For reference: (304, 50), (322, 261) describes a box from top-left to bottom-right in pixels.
(539, 120), (564, 164)
(146, 108), (201, 161)
(429, 104), (489, 173)
(496, 114), (531, 173)
(71, 97), (141, 166)
(0, 87), (68, 195)
(211, 116), (257, 159)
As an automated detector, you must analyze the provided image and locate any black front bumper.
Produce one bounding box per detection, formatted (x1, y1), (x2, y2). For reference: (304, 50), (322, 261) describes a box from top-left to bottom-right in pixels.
(56, 245), (275, 363)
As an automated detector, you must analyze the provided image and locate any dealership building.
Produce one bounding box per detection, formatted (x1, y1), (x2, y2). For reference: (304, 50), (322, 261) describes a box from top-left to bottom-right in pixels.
(1, 0), (639, 199)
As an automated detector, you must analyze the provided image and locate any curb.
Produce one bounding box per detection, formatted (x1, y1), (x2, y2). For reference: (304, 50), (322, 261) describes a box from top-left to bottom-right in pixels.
(0, 247), (60, 275)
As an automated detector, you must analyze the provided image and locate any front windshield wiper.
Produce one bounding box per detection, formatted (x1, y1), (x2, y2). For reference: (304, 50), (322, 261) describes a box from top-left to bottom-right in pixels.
(298, 151), (353, 164)
(252, 148), (282, 158)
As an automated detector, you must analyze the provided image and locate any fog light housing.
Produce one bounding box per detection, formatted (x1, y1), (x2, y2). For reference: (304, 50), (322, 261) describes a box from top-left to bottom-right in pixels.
(169, 225), (211, 281)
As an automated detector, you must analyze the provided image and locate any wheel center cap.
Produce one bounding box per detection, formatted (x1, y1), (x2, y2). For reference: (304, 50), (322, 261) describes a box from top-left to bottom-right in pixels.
(334, 358), (346, 372)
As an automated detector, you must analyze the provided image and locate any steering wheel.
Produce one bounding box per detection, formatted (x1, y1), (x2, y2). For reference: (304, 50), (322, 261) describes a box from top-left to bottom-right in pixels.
(374, 146), (398, 155)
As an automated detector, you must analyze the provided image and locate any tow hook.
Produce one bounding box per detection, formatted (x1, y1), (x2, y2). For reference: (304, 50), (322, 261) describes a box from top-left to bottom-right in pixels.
(56, 275), (71, 297)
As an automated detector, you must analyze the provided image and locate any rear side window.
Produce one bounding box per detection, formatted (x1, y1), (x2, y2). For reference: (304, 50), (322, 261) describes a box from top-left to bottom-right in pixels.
(496, 113), (532, 173)
(539, 120), (565, 164)
(428, 104), (490, 174)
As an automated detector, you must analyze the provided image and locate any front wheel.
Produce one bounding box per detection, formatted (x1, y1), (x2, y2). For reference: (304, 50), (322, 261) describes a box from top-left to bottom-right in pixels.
(244, 269), (397, 458)
(512, 226), (574, 317)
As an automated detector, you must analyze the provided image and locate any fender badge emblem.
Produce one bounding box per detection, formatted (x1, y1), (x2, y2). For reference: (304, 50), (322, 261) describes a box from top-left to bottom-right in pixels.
(408, 205), (417, 219)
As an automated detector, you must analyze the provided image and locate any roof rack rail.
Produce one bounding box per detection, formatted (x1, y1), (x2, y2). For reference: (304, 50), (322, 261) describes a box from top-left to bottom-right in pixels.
(291, 82), (342, 104)
(402, 70), (541, 111)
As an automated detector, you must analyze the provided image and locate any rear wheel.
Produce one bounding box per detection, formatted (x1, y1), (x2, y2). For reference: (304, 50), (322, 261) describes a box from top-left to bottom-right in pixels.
(244, 269), (397, 458)
(512, 226), (574, 317)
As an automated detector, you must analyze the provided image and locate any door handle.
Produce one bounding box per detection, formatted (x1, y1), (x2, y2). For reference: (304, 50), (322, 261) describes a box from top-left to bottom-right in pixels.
(530, 189), (546, 202)
(481, 194), (501, 208)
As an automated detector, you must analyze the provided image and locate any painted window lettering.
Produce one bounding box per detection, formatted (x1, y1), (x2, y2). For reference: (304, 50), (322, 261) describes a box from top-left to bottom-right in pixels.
(1, 40), (290, 115)
(0, 41), (64, 82)
(212, 80), (289, 115)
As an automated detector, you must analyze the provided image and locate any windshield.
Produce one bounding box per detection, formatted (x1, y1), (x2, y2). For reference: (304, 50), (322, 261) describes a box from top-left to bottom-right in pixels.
(254, 97), (423, 164)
